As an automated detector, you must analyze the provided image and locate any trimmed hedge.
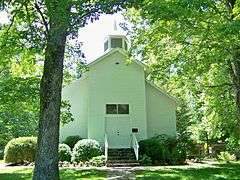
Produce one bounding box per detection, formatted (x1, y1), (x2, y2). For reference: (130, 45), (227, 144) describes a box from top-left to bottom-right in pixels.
(71, 139), (102, 162)
(63, 135), (82, 149)
(4, 137), (37, 164)
(59, 143), (72, 162)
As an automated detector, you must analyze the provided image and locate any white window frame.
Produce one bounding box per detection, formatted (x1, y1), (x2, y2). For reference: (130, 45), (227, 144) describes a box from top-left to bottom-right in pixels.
(106, 104), (129, 115)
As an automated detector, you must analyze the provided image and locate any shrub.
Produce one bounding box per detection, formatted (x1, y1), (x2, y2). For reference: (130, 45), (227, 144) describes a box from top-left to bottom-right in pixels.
(217, 151), (236, 163)
(89, 155), (106, 167)
(4, 137), (37, 164)
(139, 134), (186, 165)
(0, 135), (10, 160)
(139, 154), (152, 166)
(169, 145), (186, 165)
(71, 139), (102, 162)
(63, 135), (82, 149)
(233, 148), (240, 160)
(0, 148), (4, 160)
(59, 143), (71, 162)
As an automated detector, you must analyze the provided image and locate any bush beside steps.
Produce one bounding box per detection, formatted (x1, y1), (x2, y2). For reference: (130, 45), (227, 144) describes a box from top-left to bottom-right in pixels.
(63, 135), (82, 149)
(71, 139), (102, 162)
(59, 143), (71, 162)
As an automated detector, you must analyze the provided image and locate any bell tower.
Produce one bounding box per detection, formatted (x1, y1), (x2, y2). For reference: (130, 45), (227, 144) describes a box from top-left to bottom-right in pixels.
(103, 20), (128, 52)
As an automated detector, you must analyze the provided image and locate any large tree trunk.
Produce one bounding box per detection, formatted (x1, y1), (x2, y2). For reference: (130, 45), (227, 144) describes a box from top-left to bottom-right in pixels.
(229, 48), (240, 135)
(225, 0), (240, 137)
(32, 10), (68, 180)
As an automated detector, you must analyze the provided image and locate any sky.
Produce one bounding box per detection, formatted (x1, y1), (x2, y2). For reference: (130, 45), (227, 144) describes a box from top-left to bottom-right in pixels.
(78, 12), (127, 63)
(0, 11), (127, 63)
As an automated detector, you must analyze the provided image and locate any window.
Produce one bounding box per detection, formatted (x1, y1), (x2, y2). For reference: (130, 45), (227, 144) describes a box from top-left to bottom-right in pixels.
(106, 104), (129, 114)
(104, 40), (108, 51)
(111, 38), (122, 48)
(106, 104), (117, 114)
(124, 40), (128, 51)
(118, 104), (129, 114)
(132, 128), (139, 133)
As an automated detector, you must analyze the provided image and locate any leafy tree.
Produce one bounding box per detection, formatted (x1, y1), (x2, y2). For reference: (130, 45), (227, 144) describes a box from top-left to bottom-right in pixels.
(1, 0), (136, 179)
(125, 0), (240, 145)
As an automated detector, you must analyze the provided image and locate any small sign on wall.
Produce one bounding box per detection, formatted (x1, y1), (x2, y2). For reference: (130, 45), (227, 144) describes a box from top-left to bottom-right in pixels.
(132, 128), (139, 133)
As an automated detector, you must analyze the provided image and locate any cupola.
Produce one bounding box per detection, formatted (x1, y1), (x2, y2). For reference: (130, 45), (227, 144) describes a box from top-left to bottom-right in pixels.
(103, 20), (128, 52)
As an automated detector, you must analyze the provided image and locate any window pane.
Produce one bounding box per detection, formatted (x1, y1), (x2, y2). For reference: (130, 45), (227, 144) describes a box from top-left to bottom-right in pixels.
(111, 38), (122, 48)
(106, 104), (117, 114)
(124, 40), (128, 51)
(104, 40), (108, 51)
(118, 104), (129, 114)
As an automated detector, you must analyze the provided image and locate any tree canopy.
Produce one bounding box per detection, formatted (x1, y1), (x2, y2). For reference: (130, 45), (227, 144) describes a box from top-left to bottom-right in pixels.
(0, 0), (137, 179)
(1, 0), (240, 178)
(125, 0), (240, 147)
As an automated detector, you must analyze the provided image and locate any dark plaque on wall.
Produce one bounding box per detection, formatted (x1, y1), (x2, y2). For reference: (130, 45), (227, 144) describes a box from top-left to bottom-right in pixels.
(132, 128), (138, 133)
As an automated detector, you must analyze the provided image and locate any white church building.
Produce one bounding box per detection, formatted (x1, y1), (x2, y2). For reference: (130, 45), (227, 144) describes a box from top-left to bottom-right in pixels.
(60, 32), (177, 156)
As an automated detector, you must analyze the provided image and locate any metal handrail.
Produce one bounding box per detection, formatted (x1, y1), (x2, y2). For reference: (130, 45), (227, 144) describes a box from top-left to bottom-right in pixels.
(132, 133), (139, 160)
(104, 133), (108, 161)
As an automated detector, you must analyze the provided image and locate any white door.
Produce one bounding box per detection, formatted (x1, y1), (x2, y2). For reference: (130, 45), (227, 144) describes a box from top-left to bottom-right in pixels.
(105, 117), (131, 148)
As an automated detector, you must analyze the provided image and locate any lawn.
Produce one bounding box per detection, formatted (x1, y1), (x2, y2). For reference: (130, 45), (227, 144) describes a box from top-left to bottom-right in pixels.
(0, 162), (240, 180)
(136, 162), (240, 180)
(0, 168), (106, 180)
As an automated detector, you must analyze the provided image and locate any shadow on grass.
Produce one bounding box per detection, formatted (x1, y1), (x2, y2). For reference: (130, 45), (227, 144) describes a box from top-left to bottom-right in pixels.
(61, 169), (106, 179)
(136, 162), (240, 180)
(0, 168), (106, 180)
(0, 168), (32, 180)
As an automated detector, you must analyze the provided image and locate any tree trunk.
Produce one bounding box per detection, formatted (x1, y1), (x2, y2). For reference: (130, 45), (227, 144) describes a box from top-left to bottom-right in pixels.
(228, 48), (240, 135)
(225, 0), (240, 137)
(32, 15), (68, 180)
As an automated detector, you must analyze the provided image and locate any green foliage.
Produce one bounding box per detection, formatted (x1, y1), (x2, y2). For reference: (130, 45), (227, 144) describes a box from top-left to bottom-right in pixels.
(0, 0), (137, 178)
(125, 0), (240, 147)
(89, 155), (106, 167)
(217, 151), (236, 163)
(0, 76), (40, 154)
(63, 135), (82, 149)
(4, 137), (37, 164)
(0, 149), (3, 160)
(71, 139), (102, 162)
(226, 137), (240, 159)
(60, 100), (74, 126)
(139, 154), (152, 166)
(59, 144), (71, 162)
(139, 134), (186, 165)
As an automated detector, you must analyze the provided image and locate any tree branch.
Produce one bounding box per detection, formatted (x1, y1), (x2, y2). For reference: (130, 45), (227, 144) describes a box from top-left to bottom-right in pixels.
(5, 9), (17, 35)
(34, 1), (49, 35)
(203, 83), (234, 88)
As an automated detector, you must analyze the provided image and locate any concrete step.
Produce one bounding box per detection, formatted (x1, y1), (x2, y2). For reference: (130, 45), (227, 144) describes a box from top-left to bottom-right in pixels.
(107, 162), (140, 167)
(108, 156), (136, 160)
(107, 159), (138, 163)
(106, 148), (139, 167)
(108, 149), (135, 155)
(108, 149), (134, 153)
(108, 154), (135, 158)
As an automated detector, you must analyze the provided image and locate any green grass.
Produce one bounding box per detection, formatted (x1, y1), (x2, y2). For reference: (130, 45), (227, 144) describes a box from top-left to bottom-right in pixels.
(1, 162), (240, 180)
(0, 168), (106, 180)
(136, 162), (240, 180)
